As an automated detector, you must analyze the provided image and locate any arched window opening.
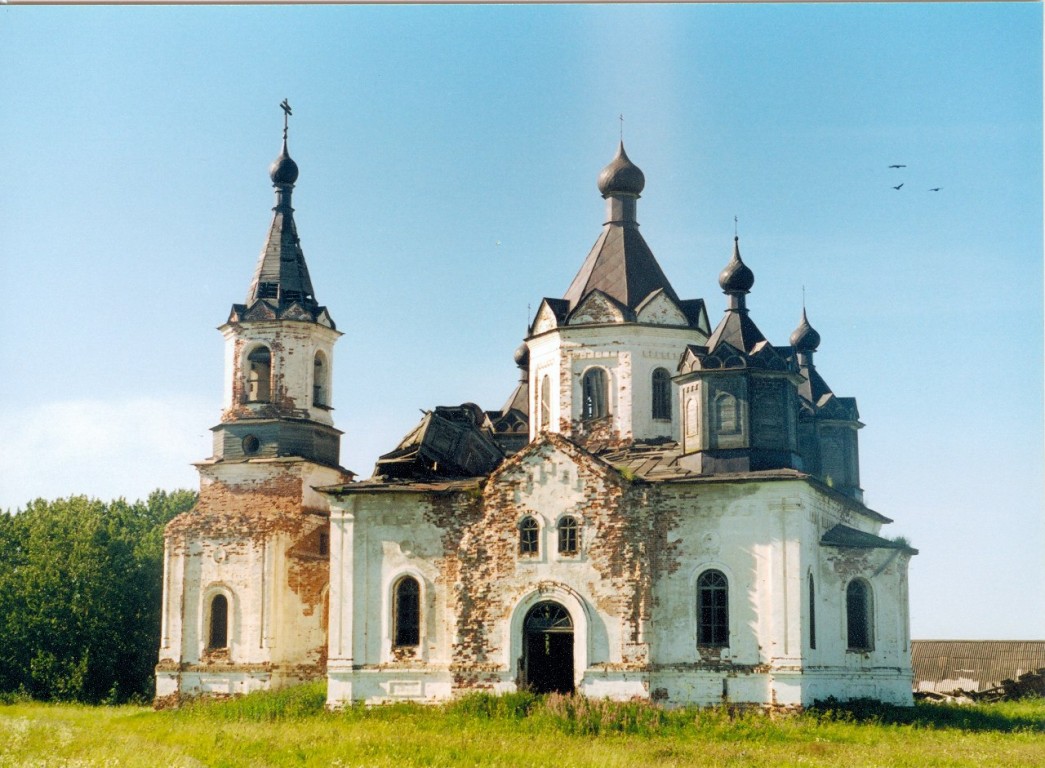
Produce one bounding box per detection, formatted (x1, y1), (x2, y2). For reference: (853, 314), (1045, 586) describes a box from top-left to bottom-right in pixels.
(246, 346), (272, 402)
(393, 576), (421, 647)
(808, 573), (817, 650)
(313, 352), (328, 407)
(581, 368), (608, 420)
(208, 594), (229, 650)
(846, 579), (874, 651)
(539, 375), (551, 432)
(519, 516), (539, 556)
(713, 391), (738, 434)
(652, 368), (671, 421)
(697, 570), (729, 647)
(557, 516), (578, 555)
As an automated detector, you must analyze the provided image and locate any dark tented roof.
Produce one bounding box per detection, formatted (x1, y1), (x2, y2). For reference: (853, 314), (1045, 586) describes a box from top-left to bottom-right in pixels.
(563, 221), (680, 314)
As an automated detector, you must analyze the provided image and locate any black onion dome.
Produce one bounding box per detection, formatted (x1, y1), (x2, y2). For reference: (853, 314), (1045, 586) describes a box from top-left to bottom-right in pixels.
(597, 141), (645, 197)
(269, 139), (299, 185)
(790, 308), (821, 352)
(514, 343), (530, 369)
(719, 237), (755, 294)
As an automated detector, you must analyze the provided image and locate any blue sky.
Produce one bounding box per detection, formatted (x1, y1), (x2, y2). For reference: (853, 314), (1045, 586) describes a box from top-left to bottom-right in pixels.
(1, 3), (1041, 640)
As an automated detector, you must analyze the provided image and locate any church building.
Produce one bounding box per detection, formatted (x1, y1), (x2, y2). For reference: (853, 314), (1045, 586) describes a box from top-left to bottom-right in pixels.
(156, 111), (917, 709)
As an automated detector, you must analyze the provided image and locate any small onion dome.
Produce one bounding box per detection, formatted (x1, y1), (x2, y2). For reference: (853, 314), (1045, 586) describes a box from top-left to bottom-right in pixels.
(269, 139), (299, 185)
(514, 342), (530, 369)
(790, 308), (821, 352)
(597, 141), (645, 197)
(719, 237), (755, 294)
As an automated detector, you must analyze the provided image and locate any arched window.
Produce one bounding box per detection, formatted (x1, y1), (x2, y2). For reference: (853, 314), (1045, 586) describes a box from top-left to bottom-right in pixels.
(246, 346), (272, 402)
(808, 573), (817, 650)
(519, 516), (539, 555)
(539, 375), (551, 432)
(313, 352), (328, 407)
(393, 576), (421, 647)
(846, 579), (874, 651)
(581, 368), (608, 420)
(557, 516), (578, 555)
(208, 594), (228, 650)
(713, 391), (738, 434)
(652, 368), (671, 421)
(697, 570), (729, 647)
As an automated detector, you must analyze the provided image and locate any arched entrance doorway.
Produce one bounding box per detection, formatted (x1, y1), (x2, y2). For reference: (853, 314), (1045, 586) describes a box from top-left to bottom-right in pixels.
(523, 601), (575, 694)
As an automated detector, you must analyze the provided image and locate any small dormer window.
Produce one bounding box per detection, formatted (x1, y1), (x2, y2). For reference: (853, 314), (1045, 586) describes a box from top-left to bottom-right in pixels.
(581, 368), (608, 420)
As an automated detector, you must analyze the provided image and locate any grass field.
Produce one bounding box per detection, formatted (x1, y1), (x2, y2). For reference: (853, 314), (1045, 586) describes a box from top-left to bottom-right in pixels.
(1, 684), (1043, 767)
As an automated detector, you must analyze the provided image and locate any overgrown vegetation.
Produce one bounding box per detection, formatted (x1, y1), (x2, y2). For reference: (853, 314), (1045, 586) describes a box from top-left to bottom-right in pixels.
(0, 490), (196, 704)
(2, 685), (1043, 767)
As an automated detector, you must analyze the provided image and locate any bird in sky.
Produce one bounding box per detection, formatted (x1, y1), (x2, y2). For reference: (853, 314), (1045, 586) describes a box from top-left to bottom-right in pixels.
(929, 187), (942, 192)
(889, 164), (907, 168)
(892, 183), (904, 190)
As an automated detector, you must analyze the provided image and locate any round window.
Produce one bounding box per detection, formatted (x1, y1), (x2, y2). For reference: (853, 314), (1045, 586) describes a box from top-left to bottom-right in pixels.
(242, 435), (261, 455)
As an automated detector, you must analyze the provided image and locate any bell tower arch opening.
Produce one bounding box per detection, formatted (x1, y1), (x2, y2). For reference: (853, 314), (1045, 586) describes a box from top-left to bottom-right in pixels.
(522, 601), (575, 694)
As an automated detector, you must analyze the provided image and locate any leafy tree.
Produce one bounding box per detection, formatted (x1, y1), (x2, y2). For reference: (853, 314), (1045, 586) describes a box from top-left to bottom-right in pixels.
(0, 489), (196, 703)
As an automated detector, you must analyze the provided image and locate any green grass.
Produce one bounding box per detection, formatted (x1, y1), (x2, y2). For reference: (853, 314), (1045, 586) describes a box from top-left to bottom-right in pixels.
(1, 684), (1043, 767)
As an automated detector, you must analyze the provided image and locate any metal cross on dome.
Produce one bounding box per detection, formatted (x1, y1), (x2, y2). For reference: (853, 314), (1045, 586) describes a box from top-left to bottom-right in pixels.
(280, 99), (292, 139)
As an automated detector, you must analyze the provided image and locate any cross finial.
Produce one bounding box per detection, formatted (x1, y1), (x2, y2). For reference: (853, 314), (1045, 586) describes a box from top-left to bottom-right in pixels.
(734, 215), (738, 238)
(280, 99), (292, 140)
(619, 113), (624, 142)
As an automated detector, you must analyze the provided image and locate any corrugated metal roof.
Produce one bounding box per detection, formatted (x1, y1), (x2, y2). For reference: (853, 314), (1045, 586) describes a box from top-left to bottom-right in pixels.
(911, 640), (1045, 693)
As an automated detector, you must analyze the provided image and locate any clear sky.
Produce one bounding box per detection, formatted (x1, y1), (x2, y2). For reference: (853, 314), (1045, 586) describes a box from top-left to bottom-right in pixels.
(1, 3), (1041, 640)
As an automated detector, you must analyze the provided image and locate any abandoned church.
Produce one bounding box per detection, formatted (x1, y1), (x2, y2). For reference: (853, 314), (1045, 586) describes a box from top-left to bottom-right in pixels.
(155, 114), (917, 709)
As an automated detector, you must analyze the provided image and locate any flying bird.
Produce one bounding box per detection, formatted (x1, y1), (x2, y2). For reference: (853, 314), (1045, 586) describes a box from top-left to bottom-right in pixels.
(892, 183), (904, 190)
(929, 187), (942, 192)
(888, 164), (907, 169)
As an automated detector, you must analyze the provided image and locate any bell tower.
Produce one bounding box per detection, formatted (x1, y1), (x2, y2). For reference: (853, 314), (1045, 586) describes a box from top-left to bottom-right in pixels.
(213, 101), (343, 467)
(156, 103), (352, 705)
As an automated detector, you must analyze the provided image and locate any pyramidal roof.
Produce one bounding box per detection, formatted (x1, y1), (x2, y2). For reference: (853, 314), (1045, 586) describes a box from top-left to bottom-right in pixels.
(244, 119), (318, 312)
(562, 142), (681, 313)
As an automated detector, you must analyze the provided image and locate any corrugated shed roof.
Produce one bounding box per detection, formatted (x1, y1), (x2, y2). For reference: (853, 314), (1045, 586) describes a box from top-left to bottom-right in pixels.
(911, 640), (1045, 693)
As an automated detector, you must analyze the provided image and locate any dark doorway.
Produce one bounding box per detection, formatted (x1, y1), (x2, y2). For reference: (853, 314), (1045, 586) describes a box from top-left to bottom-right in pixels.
(523, 601), (575, 694)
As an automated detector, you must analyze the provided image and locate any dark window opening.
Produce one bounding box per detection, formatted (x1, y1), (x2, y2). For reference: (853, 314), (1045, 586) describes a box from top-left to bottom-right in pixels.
(519, 517), (539, 555)
(581, 368), (608, 420)
(246, 346), (272, 402)
(697, 570), (729, 647)
(557, 516), (578, 555)
(846, 580), (873, 651)
(394, 576), (421, 647)
(209, 594), (229, 650)
(652, 368), (671, 421)
(808, 573), (817, 650)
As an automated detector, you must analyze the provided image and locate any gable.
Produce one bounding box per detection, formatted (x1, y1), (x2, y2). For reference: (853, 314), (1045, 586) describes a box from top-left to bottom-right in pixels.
(532, 300), (564, 335)
(486, 434), (623, 517)
(568, 290), (627, 325)
(635, 289), (688, 326)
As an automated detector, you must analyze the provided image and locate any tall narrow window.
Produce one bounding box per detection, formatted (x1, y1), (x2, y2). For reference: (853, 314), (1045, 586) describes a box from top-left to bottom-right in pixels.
(313, 352), (328, 407)
(581, 368), (608, 420)
(697, 570), (729, 647)
(652, 368), (671, 420)
(246, 346), (272, 402)
(393, 576), (421, 647)
(713, 391), (738, 434)
(208, 594), (228, 649)
(808, 573), (817, 650)
(519, 516), (539, 555)
(539, 375), (551, 432)
(846, 579), (873, 651)
(557, 516), (578, 555)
